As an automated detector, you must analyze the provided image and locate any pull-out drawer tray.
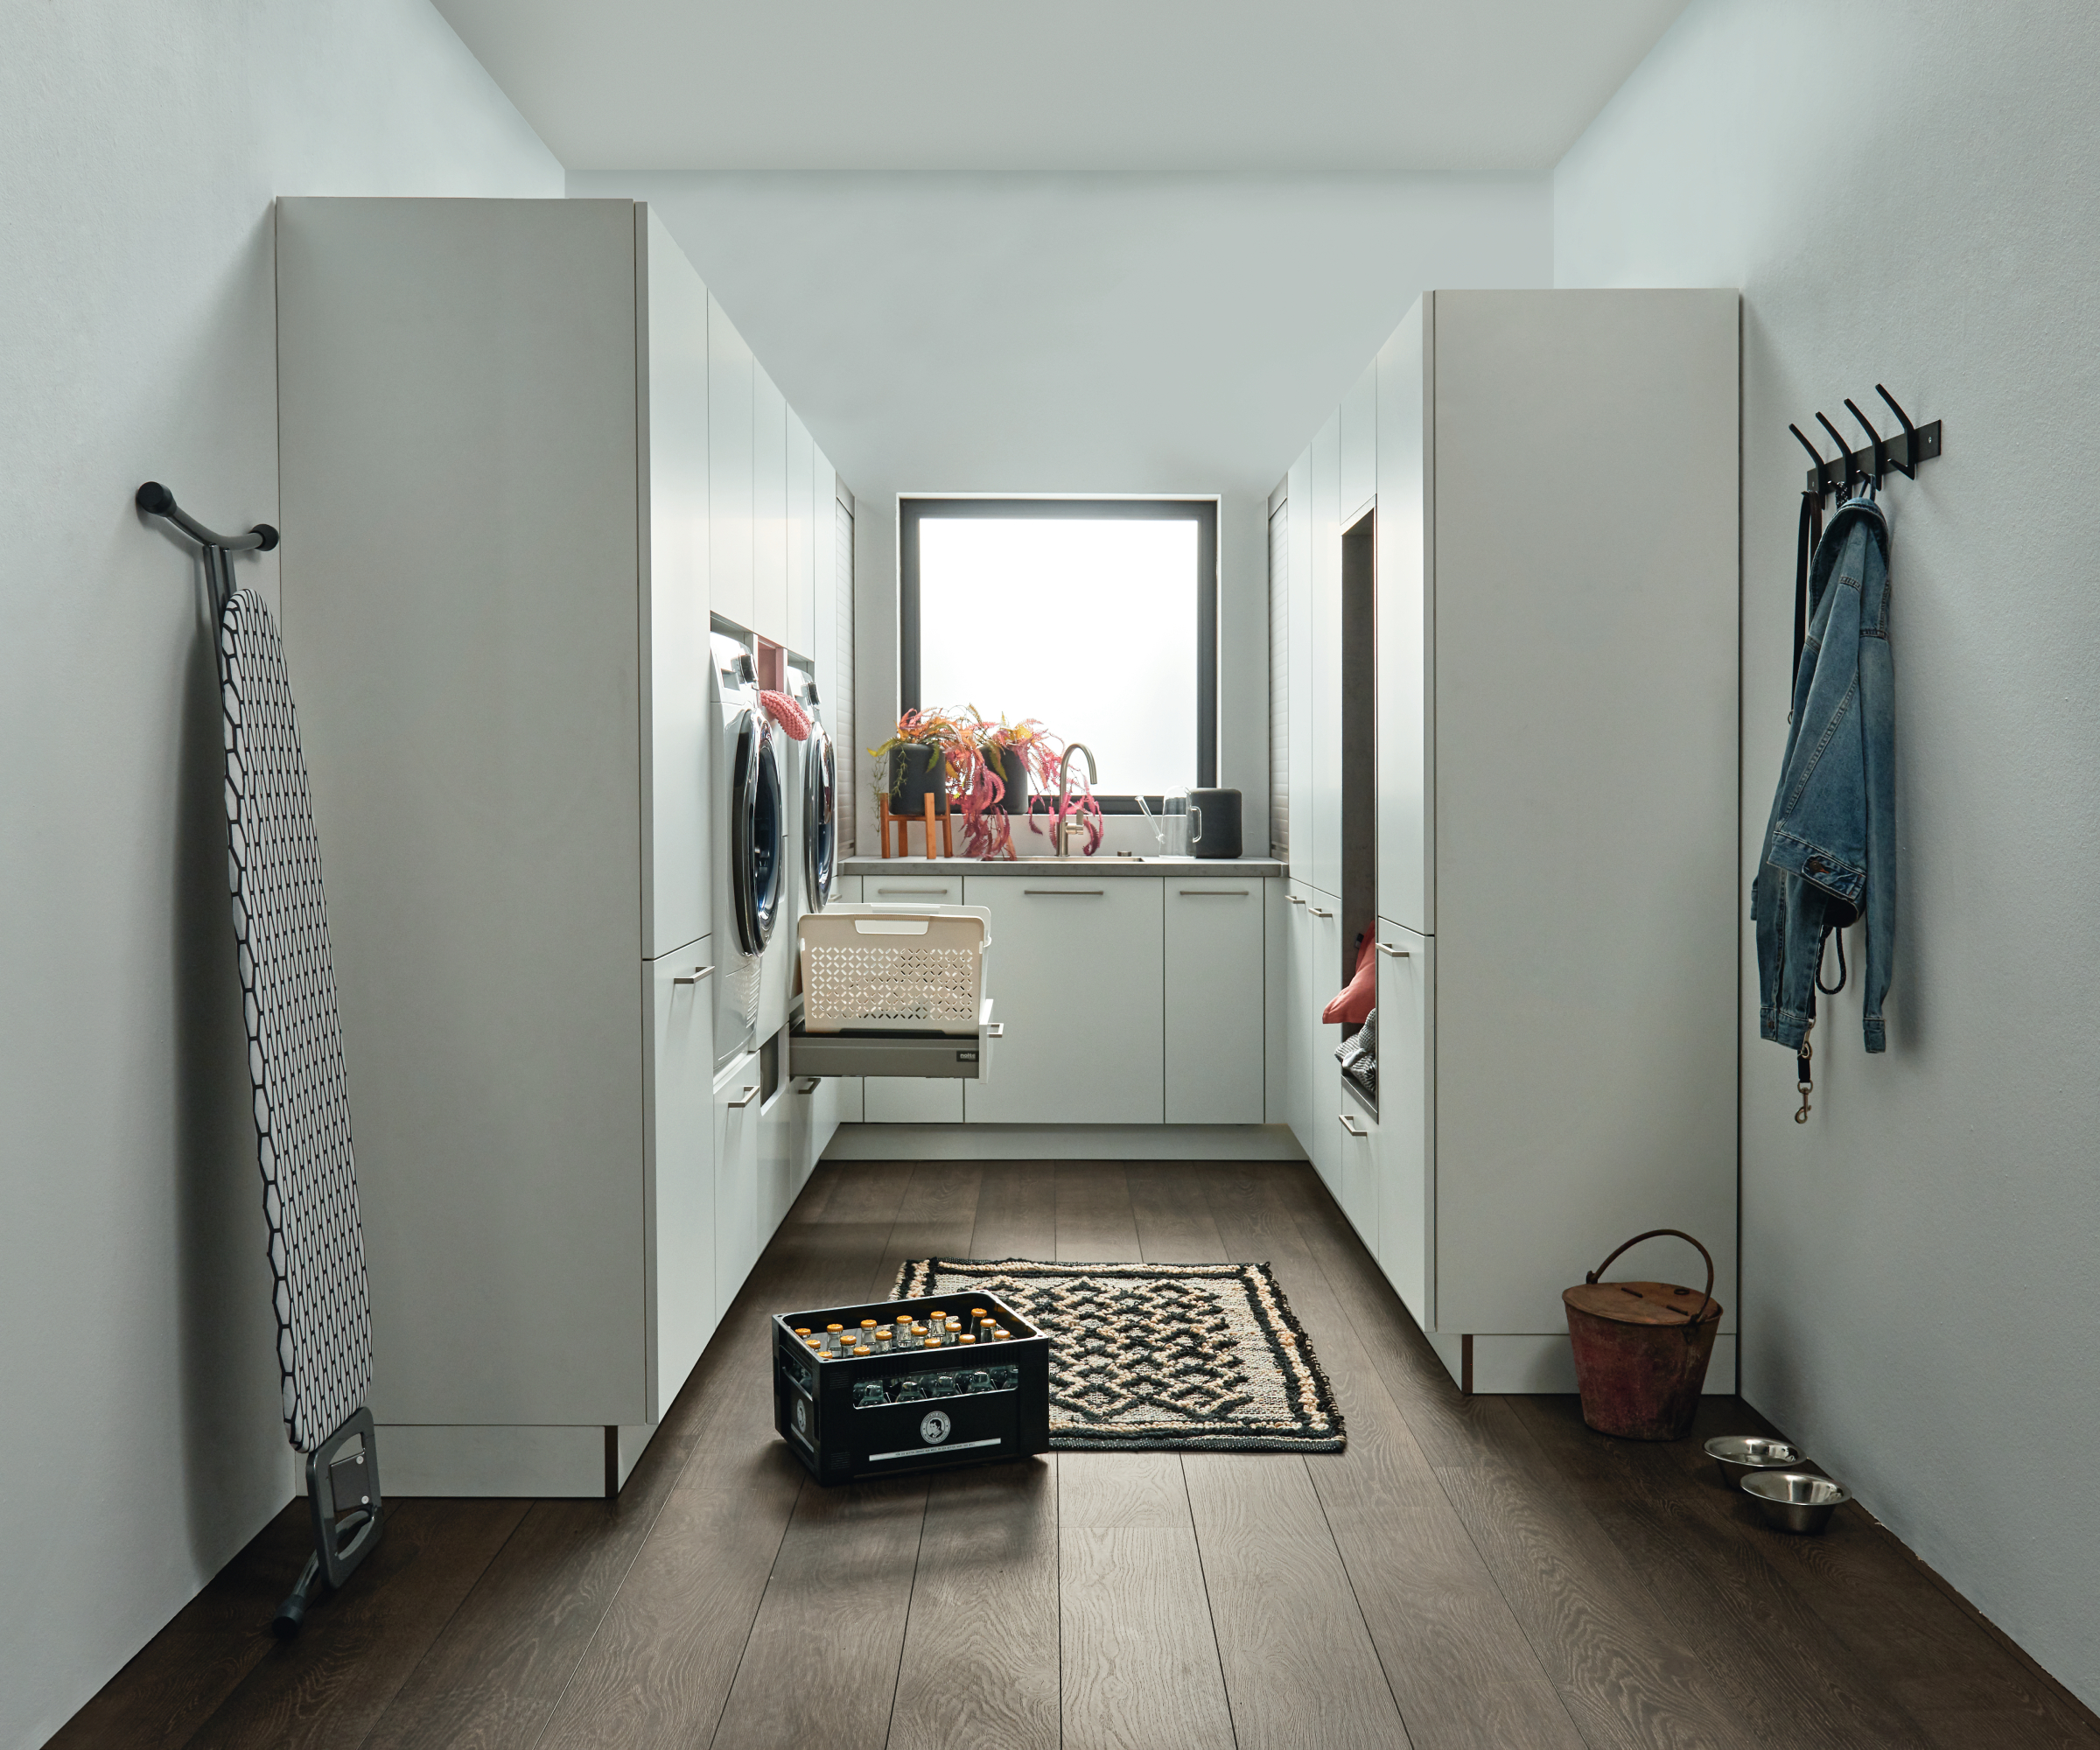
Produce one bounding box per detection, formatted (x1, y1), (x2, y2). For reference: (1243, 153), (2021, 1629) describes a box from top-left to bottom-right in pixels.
(788, 999), (1000, 1080)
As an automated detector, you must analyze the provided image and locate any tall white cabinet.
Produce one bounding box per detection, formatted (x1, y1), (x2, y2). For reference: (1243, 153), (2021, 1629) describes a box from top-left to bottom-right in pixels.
(1281, 290), (1740, 1395)
(276, 198), (844, 1496)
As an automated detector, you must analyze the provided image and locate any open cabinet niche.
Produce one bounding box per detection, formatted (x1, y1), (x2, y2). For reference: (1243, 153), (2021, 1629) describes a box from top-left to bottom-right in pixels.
(1338, 508), (1379, 1108)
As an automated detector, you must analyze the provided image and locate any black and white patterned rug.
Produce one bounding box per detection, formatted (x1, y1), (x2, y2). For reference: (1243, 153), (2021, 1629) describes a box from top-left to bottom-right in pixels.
(891, 1258), (1344, 1452)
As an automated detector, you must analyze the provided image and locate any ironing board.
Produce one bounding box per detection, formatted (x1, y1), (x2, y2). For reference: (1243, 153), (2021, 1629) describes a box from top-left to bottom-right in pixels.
(218, 582), (384, 1635)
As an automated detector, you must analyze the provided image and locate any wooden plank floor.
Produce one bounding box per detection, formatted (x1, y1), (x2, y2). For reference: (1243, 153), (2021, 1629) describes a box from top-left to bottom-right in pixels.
(58, 1159), (2100, 1750)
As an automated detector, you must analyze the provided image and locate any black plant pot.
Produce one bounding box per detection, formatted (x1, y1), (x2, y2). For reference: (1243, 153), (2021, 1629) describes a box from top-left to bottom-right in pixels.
(997, 746), (1028, 816)
(889, 743), (950, 816)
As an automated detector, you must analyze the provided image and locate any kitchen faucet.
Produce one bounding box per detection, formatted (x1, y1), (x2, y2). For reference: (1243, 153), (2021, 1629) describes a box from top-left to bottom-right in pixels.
(1054, 743), (1096, 857)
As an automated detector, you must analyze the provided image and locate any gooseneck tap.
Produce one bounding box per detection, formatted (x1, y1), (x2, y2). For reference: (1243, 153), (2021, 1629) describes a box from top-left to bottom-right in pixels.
(1054, 743), (1096, 857)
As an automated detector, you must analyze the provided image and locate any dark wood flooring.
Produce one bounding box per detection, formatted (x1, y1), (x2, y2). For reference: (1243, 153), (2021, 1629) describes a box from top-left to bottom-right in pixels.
(57, 1159), (2100, 1749)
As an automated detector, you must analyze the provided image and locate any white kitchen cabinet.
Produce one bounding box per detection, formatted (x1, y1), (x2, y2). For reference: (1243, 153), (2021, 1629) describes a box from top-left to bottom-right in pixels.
(787, 409), (816, 656)
(864, 1078), (965, 1124)
(962, 874), (1164, 1124)
(752, 364), (788, 645)
(827, 875), (863, 1124)
(1285, 452), (1313, 888)
(1278, 290), (1740, 1395)
(713, 1053), (762, 1323)
(1284, 881), (1341, 1194)
(1374, 301), (1431, 937)
(792, 1069), (836, 1188)
(1335, 1097), (1377, 1255)
(650, 942), (716, 1422)
(1308, 410), (1343, 901)
(811, 446), (838, 692)
(758, 1079), (795, 1236)
(708, 291), (754, 634)
(1340, 360), (1376, 527)
(863, 872), (966, 907)
(1164, 879), (1264, 1124)
(277, 197), (738, 1494)
(1373, 922), (1431, 1326)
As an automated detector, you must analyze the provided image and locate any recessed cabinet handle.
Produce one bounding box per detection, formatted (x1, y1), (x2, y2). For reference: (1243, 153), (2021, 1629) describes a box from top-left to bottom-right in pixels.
(1023, 888), (1104, 896)
(793, 1076), (822, 1096)
(1376, 943), (1410, 958)
(1179, 889), (1250, 898)
(1339, 1113), (1368, 1137)
(1307, 906), (1334, 919)
(674, 965), (714, 984)
(984, 1022), (1005, 1039)
(728, 1084), (760, 1109)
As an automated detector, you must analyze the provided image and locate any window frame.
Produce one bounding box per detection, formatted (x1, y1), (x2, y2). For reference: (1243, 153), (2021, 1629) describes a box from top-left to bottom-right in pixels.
(898, 496), (1219, 809)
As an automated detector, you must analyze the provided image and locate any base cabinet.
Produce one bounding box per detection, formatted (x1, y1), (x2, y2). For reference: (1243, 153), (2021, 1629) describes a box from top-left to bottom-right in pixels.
(651, 942), (717, 1421)
(1335, 1100), (1377, 1251)
(1374, 923), (1431, 1326)
(1165, 879), (1265, 1123)
(713, 1054), (761, 1323)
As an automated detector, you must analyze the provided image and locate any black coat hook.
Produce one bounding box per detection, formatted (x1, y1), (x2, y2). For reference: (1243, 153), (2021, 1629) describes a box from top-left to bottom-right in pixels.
(1874, 384), (1919, 479)
(1789, 424), (1831, 495)
(1844, 398), (1887, 488)
(1815, 411), (1857, 500)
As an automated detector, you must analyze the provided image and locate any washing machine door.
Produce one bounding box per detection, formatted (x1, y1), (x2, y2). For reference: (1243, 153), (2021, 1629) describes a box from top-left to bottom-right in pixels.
(803, 723), (837, 911)
(730, 710), (784, 955)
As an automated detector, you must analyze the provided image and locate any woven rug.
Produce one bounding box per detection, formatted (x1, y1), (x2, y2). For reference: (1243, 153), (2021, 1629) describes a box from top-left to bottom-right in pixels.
(891, 1258), (1344, 1452)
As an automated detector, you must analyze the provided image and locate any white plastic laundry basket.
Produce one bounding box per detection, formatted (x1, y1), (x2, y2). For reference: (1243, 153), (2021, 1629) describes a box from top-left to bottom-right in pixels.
(798, 904), (993, 1035)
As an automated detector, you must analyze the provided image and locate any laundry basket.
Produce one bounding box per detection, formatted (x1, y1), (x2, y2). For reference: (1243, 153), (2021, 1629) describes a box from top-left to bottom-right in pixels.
(799, 905), (992, 1035)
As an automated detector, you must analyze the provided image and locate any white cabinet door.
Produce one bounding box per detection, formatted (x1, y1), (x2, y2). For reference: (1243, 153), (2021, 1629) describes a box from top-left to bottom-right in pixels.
(1336, 1099), (1377, 1253)
(786, 408), (816, 656)
(811, 444), (836, 688)
(1295, 891), (1343, 1188)
(793, 1071), (836, 1188)
(1340, 360), (1376, 527)
(1285, 451), (1313, 886)
(712, 1052), (761, 1322)
(752, 365), (788, 645)
(1373, 920), (1431, 1326)
(640, 212), (712, 962)
(758, 1082), (794, 1238)
(1164, 881), (1264, 1124)
(708, 293), (754, 633)
(1376, 298), (1432, 936)
(650, 942), (716, 1421)
(864, 1078), (964, 1123)
(1309, 410), (1343, 900)
(962, 875), (1163, 1124)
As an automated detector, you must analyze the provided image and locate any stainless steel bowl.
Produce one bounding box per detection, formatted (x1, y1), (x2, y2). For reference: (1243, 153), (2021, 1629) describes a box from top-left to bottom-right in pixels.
(1740, 1469), (1851, 1534)
(1704, 1433), (1804, 1487)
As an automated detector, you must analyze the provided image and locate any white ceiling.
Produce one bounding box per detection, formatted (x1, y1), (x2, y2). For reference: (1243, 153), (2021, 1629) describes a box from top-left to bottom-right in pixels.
(435, 0), (1688, 172)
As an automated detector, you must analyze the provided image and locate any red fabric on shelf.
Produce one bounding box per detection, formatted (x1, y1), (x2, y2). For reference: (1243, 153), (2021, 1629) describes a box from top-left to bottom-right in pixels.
(1322, 933), (1377, 1025)
(759, 690), (810, 740)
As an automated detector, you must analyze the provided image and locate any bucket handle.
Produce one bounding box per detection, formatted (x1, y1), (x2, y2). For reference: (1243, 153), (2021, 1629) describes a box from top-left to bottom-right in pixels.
(1586, 1228), (1714, 1343)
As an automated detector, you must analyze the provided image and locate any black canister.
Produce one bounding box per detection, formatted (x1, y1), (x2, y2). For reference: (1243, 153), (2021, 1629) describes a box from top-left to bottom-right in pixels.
(1188, 788), (1242, 858)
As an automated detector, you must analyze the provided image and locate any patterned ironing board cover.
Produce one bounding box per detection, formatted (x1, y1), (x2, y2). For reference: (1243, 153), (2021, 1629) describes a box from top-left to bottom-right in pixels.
(219, 588), (374, 1452)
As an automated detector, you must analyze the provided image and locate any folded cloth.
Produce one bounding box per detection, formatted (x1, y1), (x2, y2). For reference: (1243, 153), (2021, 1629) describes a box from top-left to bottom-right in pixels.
(1322, 932), (1377, 1025)
(759, 689), (810, 740)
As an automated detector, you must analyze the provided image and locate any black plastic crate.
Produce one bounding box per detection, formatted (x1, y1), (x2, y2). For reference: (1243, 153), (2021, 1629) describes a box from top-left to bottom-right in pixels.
(774, 1290), (1050, 1485)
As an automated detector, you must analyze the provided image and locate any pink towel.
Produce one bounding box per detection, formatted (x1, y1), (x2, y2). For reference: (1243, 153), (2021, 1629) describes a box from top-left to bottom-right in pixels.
(759, 690), (810, 741)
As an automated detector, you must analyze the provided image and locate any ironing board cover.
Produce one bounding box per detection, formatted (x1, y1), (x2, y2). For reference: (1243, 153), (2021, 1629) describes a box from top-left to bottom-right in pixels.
(219, 587), (374, 1452)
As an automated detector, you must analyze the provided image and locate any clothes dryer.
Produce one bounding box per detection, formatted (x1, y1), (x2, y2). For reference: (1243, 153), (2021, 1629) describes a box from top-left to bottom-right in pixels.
(708, 632), (784, 1069)
(789, 666), (838, 914)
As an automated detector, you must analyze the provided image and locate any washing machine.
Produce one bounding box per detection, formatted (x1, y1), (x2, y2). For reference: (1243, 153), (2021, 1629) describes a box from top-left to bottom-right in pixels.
(789, 666), (838, 914)
(708, 631), (784, 1070)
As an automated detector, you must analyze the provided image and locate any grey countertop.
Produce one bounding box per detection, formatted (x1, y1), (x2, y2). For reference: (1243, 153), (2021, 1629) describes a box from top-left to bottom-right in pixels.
(839, 856), (1284, 879)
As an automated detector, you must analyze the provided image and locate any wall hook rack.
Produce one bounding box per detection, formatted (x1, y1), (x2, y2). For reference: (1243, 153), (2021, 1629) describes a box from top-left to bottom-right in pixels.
(1788, 387), (1941, 500)
(136, 480), (277, 609)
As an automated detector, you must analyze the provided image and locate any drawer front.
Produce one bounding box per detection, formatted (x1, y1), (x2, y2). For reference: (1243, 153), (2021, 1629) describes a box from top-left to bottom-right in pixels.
(864, 874), (964, 907)
(1375, 921), (1432, 1326)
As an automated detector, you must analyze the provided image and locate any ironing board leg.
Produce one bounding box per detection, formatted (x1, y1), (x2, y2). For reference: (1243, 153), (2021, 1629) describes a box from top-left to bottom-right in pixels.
(273, 1407), (383, 1639)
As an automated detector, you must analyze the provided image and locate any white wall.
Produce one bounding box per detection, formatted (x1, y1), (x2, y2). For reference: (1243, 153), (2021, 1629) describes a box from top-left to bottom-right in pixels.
(570, 172), (1553, 850)
(1558, 0), (2100, 1712)
(0, 6), (559, 1745)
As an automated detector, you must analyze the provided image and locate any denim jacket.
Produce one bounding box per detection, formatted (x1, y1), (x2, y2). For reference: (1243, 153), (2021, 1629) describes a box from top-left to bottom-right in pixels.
(1753, 496), (1895, 1052)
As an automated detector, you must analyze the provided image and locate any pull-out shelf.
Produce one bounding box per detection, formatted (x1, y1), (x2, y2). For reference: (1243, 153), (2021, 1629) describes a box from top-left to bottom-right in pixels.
(788, 999), (1000, 1080)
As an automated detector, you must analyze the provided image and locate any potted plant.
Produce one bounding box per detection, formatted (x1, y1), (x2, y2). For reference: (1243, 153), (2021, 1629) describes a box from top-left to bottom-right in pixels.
(870, 709), (1074, 858)
(871, 708), (967, 822)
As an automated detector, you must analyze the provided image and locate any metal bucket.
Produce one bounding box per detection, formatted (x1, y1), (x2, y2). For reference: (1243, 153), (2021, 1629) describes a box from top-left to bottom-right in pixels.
(1562, 1229), (1721, 1441)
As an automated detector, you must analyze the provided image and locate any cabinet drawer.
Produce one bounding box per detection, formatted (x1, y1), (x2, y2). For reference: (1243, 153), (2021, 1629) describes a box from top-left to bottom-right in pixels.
(1374, 924), (1432, 1326)
(864, 875), (964, 907)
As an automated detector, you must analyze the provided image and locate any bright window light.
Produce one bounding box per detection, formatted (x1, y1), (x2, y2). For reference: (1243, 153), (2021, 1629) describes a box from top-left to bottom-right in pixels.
(914, 514), (1203, 798)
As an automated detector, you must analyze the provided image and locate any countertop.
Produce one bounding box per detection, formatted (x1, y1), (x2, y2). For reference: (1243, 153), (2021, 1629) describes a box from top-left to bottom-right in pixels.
(839, 856), (1284, 879)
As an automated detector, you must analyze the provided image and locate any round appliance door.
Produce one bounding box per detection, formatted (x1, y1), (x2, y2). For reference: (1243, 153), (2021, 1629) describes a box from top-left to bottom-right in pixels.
(803, 724), (837, 911)
(730, 710), (785, 955)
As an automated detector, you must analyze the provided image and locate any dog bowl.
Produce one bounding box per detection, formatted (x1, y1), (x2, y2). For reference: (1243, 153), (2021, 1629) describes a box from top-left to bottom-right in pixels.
(1704, 1433), (1804, 1487)
(1740, 1470), (1851, 1534)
